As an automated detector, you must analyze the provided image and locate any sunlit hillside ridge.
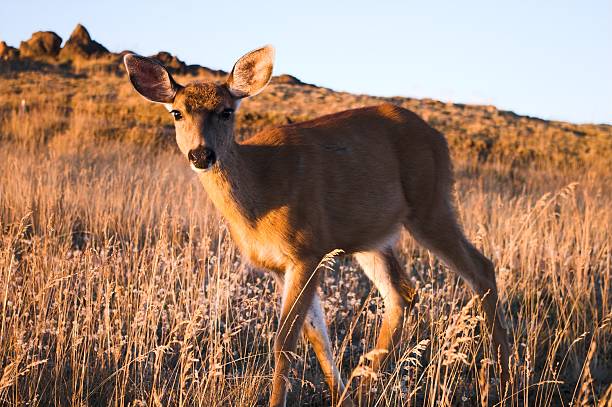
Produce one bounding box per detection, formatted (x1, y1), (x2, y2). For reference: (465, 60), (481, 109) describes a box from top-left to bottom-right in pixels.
(1, 24), (610, 172)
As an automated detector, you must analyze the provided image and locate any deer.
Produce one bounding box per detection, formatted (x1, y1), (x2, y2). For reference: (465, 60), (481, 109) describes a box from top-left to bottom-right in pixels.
(123, 45), (511, 407)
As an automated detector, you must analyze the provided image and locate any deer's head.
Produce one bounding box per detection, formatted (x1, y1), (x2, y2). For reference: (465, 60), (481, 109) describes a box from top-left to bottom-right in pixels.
(124, 46), (275, 172)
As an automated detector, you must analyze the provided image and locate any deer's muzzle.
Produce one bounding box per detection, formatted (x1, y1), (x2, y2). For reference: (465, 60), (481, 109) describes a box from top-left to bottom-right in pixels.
(188, 146), (216, 171)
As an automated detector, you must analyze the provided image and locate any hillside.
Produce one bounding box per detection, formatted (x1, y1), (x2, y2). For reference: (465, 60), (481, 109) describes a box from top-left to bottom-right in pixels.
(1, 24), (610, 171)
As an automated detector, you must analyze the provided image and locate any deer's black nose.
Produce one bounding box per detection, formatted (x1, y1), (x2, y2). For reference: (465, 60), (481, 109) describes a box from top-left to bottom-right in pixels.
(188, 146), (216, 170)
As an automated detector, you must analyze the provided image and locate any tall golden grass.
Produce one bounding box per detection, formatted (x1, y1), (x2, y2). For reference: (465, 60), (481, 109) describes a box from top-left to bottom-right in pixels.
(0, 69), (610, 406)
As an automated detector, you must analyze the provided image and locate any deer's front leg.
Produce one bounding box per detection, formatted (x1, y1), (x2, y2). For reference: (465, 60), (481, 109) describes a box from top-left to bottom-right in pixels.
(270, 259), (320, 407)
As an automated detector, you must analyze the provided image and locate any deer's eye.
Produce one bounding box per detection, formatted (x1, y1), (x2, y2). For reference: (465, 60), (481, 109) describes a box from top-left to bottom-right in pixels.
(219, 109), (234, 121)
(170, 110), (183, 121)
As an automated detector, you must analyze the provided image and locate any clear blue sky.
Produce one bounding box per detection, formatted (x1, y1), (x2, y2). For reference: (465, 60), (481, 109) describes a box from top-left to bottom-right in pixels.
(2, 0), (611, 124)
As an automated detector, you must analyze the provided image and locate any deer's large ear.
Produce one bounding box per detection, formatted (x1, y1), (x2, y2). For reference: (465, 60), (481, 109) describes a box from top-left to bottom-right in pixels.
(227, 45), (275, 99)
(124, 54), (180, 104)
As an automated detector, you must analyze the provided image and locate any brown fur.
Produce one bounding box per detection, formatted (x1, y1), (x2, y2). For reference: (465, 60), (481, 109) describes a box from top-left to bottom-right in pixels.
(180, 82), (231, 112)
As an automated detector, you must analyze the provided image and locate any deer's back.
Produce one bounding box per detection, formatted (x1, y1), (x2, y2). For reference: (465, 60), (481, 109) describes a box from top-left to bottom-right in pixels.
(236, 103), (451, 263)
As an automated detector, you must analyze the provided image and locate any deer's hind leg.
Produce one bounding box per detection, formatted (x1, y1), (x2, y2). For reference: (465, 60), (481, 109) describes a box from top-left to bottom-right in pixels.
(404, 206), (511, 383)
(354, 247), (416, 373)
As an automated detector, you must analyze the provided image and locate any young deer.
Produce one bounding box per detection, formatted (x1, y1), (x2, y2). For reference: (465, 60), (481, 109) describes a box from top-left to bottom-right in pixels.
(124, 46), (510, 406)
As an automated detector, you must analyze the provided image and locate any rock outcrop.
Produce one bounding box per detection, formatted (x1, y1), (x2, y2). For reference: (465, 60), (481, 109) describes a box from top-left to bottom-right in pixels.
(150, 51), (226, 78)
(272, 74), (305, 85)
(3, 24), (298, 84)
(0, 41), (19, 61)
(151, 51), (186, 71)
(19, 31), (62, 58)
(59, 24), (109, 59)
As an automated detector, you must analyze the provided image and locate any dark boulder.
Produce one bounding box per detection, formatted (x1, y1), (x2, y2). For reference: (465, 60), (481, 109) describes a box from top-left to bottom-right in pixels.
(19, 31), (62, 58)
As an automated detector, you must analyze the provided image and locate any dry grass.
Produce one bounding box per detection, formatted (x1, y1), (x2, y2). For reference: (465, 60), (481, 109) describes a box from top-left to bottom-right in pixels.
(0, 67), (610, 406)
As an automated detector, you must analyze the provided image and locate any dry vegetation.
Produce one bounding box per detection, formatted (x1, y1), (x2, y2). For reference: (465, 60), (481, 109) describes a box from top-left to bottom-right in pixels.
(0, 65), (610, 406)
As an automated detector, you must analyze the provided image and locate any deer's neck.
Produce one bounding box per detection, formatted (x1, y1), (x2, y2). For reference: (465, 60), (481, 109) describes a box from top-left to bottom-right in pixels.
(198, 142), (260, 228)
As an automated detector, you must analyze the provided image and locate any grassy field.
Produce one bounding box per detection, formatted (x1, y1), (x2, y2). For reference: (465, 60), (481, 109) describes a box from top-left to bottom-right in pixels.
(0, 66), (610, 406)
